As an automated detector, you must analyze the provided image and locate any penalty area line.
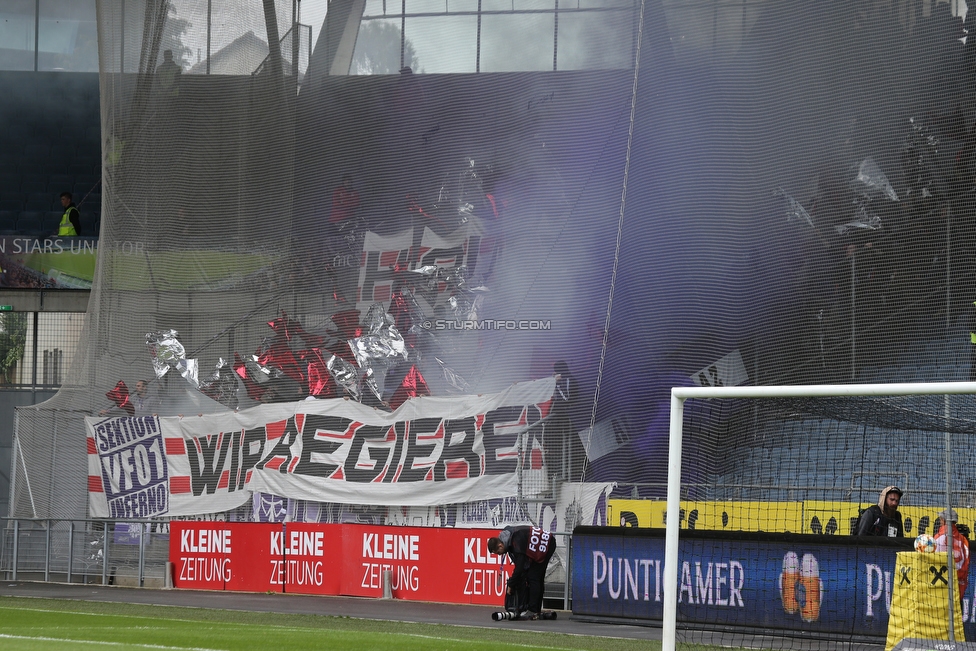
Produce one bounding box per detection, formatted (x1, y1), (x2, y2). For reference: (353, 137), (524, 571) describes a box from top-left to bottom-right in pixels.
(0, 633), (225, 650)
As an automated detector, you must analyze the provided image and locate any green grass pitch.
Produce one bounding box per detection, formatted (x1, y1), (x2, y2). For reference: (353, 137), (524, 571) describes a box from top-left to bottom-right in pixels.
(0, 596), (671, 650)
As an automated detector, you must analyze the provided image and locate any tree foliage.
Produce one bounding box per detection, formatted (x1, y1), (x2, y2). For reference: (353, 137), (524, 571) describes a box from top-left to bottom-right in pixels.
(353, 21), (420, 75)
(0, 313), (27, 384)
(161, 1), (193, 68)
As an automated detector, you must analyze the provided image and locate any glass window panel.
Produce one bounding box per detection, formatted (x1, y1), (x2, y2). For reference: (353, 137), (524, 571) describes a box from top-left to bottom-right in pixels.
(364, 0), (390, 17)
(514, 0), (555, 9)
(481, 0), (513, 12)
(174, 0), (217, 73)
(119, 0), (148, 73)
(661, 1), (715, 60)
(712, 3), (751, 55)
(352, 19), (405, 74)
(447, 0), (479, 13)
(158, 0), (212, 73)
(38, 0), (97, 72)
(480, 13), (553, 71)
(158, 0), (282, 75)
(405, 15), (477, 72)
(577, 0), (635, 8)
(202, 0), (275, 75)
(0, 0), (37, 71)
(406, 0), (448, 13)
(556, 9), (633, 70)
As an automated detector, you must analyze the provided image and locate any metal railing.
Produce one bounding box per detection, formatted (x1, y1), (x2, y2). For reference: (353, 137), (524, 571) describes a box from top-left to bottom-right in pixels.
(0, 518), (169, 588)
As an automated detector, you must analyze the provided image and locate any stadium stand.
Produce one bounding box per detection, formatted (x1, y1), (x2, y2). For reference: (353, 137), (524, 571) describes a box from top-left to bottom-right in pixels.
(7, 2), (976, 644)
(0, 72), (101, 236)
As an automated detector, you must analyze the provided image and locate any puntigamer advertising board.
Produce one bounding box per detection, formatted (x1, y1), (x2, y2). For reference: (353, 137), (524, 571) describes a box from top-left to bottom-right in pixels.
(572, 527), (976, 639)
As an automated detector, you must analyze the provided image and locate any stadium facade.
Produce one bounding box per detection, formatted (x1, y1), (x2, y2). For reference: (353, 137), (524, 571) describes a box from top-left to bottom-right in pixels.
(2, 0), (976, 544)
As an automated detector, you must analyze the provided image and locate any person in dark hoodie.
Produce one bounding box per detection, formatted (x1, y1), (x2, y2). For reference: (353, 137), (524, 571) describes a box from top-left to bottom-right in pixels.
(855, 486), (904, 537)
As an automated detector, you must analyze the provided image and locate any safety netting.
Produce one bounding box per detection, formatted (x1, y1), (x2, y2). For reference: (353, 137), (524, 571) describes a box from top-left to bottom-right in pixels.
(10, 1), (976, 633)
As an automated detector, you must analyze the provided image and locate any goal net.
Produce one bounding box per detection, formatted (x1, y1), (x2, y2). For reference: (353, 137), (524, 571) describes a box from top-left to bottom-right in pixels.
(660, 383), (976, 650)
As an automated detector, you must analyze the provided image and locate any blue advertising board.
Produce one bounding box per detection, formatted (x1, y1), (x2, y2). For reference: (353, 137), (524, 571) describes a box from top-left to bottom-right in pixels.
(572, 528), (976, 639)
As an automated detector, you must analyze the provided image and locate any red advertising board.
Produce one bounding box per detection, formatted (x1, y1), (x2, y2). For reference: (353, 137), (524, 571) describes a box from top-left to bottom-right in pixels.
(274, 523), (343, 595)
(169, 522), (512, 605)
(170, 522), (281, 591)
(341, 524), (510, 604)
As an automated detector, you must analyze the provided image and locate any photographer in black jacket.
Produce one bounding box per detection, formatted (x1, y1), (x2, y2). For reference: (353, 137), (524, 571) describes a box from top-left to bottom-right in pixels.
(488, 525), (557, 619)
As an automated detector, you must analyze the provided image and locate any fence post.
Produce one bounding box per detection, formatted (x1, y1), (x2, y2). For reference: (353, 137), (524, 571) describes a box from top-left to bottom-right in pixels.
(67, 521), (73, 583)
(11, 519), (18, 581)
(138, 523), (145, 587)
(563, 532), (571, 611)
(102, 523), (109, 585)
(44, 519), (50, 582)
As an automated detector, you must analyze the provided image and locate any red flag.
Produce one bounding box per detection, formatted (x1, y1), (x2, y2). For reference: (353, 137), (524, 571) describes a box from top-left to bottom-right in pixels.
(330, 309), (362, 340)
(234, 353), (268, 401)
(257, 341), (305, 385)
(388, 365), (431, 410)
(105, 380), (134, 416)
(306, 348), (336, 398)
(388, 290), (413, 333)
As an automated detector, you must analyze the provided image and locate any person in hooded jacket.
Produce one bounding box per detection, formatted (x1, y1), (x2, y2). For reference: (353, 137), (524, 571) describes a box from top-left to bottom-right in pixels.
(855, 485), (904, 537)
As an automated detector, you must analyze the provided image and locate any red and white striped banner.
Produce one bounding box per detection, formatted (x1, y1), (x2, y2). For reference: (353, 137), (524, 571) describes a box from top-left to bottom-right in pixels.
(87, 377), (555, 517)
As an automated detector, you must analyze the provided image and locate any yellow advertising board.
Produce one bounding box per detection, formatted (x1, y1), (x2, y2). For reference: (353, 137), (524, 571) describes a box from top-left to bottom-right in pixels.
(608, 499), (976, 536)
(886, 551), (965, 651)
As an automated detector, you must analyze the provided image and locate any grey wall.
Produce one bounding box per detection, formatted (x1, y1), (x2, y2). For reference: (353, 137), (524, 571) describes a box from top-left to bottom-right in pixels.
(1, 389), (57, 518)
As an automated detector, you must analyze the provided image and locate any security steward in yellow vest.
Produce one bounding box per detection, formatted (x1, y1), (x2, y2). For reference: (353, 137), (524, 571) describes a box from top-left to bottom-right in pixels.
(58, 192), (81, 237)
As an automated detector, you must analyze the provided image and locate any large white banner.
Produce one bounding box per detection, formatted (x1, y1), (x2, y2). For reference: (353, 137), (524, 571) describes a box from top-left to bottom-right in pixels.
(87, 377), (555, 518)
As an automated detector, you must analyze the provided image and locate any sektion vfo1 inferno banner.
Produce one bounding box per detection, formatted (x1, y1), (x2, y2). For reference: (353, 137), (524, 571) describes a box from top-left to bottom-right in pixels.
(87, 377), (556, 518)
(169, 521), (513, 604)
(572, 527), (976, 639)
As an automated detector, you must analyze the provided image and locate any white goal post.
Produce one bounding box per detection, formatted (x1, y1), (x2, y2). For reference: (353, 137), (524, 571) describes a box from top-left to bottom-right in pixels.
(664, 381), (976, 651)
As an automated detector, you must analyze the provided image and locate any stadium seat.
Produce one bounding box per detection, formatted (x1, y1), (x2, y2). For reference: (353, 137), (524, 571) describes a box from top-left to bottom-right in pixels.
(0, 199), (23, 213)
(896, 365), (918, 381)
(0, 210), (17, 234)
(25, 192), (54, 211)
(80, 192), (100, 208)
(0, 172), (21, 190)
(48, 174), (74, 193)
(877, 366), (897, 382)
(22, 144), (50, 163)
(858, 366), (878, 382)
(17, 211), (49, 236)
(74, 172), (99, 189)
(68, 162), (98, 176)
(939, 364), (964, 381)
(20, 177), (49, 195)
